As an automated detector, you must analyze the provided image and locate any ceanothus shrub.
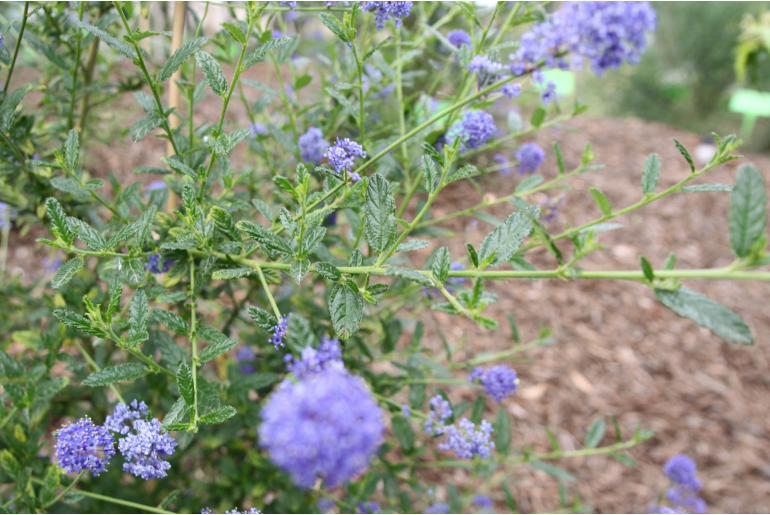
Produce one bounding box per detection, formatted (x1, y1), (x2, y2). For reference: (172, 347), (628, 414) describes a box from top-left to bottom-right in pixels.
(0, 1), (767, 513)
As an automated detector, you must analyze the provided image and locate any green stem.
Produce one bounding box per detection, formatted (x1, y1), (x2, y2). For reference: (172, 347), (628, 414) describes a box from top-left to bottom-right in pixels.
(188, 254), (199, 427)
(73, 340), (125, 403)
(68, 3), (85, 130)
(30, 477), (174, 514)
(44, 471), (84, 509)
(3, 1), (30, 96)
(254, 262), (282, 319)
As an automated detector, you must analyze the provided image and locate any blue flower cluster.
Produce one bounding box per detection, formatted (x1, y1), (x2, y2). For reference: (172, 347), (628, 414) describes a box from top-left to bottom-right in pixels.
(469, 55), (505, 88)
(470, 365), (519, 402)
(425, 502), (450, 514)
(423, 394), (452, 435)
(515, 142), (545, 174)
(511, 2), (656, 76)
(258, 366), (384, 488)
(298, 127), (329, 164)
(54, 417), (116, 476)
(362, 1), (413, 30)
(54, 400), (176, 480)
(325, 138), (367, 181)
(270, 314), (289, 350)
(248, 122), (267, 137)
(235, 345), (256, 374)
(284, 336), (343, 379)
(438, 418), (494, 459)
(146, 253), (173, 274)
(447, 110), (497, 151)
(118, 418), (177, 480)
(447, 29), (471, 48)
(473, 495), (494, 510)
(657, 454), (707, 514)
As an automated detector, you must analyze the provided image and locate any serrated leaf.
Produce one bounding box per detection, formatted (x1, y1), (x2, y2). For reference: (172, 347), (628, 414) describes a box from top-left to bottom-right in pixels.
(329, 281), (363, 339)
(199, 325), (238, 363)
(364, 175), (397, 254)
(130, 114), (162, 142)
(385, 267), (433, 286)
(431, 246), (451, 283)
(515, 174), (544, 193)
(290, 258), (310, 284)
(195, 50), (228, 96)
(236, 220), (292, 258)
(422, 155), (441, 193)
(151, 309), (187, 334)
(67, 217), (107, 250)
(320, 13), (350, 42)
(50, 177), (88, 199)
(585, 418), (606, 448)
(64, 130), (79, 172)
(315, 262), (341, 281)
(641, 153), (660, 194)
(83, 362), (147, 386)
(494, 409), (512, 455)
(45, 198), (76, 244)
(682, 183), (733, 193)
(199, 405), (237, 425)
(589, 187), (613, 216)
(69, 17), (136, 60)
(655, 287), (753, 345)
(212, 267), (253, 280)
(0, 87), (28, 132)
(673, 139), (695, 173)
(53, 309), (107, 337)
(729, 164), (767, 258)
(51, 256), (83, 289)
(128, 290), (149, 345)
(176, 362), (194, 406)
(245, 36), (294, 67)
(247, 305), (276, 332)
(396, 239), (429, 253)
(479, 211), (532, 266)
(159, 36), (208, 81)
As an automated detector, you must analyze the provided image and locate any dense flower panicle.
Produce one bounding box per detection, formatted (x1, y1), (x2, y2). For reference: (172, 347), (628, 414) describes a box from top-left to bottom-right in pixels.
(447, 110), (497, 151)
(470, 365), (519, 402)
(146, 253), (173, 274)
(510, 2), (656, 76)
(469, 55), (504, 79)
(298, 127), (329, 164)
(425, 502), (450, 514)
(515, 142), (545, 174)
(317, 499), (335, 513)
(473, 495), (493, 510)
(666, 486), (707, 514)
(447, 29), (471, 48)
(235, 345), (256, 374)
(118, 418), (177, 480)
(259, 367), (384, 488)
(423, 394), (453, 435)
(362, 2), (413, 30)
(55, 417), (116, 476)
(325, 138), (367, 175)
(664, 455), (701, 490)
(658, 454), (706, 514)
(284, 336), (343, 379)
(104, 399), (149, 435)
(501, 83), (522, 99)
(438, 418), (494, 459)
(270, 315), (289, 350)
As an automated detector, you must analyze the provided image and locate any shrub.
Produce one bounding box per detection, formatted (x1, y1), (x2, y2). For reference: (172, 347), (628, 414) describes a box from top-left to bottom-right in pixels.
(0, 1), (767, 513)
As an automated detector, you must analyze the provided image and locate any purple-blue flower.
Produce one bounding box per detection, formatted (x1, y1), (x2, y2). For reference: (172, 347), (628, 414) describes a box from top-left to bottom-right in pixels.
(473, 495), (493, 510)
(145, 180), (166, 192)
(447, 29), (471, 48)
(298, 127), (329, 164)
(515, 143), (545, 174)
(501, 83), (521, 98)
(0, 202), (10, 229)
(146, 253), (173, 274)
(357, 501), (381, 514)
(54, 417), (116, 476)
(423, 394), (452, 435)
(236, 345), (256, 374)
(425, 502), (450, 514)
(325, 138), (367, 175)
(447, 111), (497, 151)
(249, 122), (268, 137)
(438, 418), (494, 459)
(663, 455), (701, 491)
(270, 314), (289, 350)
(666, 486), (707, 514)
(104, 399), (149, 435)
(117, 418), (177, 480)
(258, 367), (384, 488)
(362, 2), (413, 30)
(470, 365), (519, 402)
(284, 336), (342, 379)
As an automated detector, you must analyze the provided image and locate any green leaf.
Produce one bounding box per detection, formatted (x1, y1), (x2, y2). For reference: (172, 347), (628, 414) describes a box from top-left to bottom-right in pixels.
(640, 256), (654, 282)
(422, 155), (441, 193)
(176, 362), (194, 406)
(0, 86), (29, 132)
(320, 13), (351, 42)
(128, 290), (150, 345)
(585, 418), (606, 448)
(364, 175), (397, 254)
(479, 211), (532, 266)
(385, 267), (433, 287)
(466, 243), (479, 268)
(315, 262), (341, 281)
(431, 246), (451, 283)
(553, 142), (565, 175)
(83, 363), (147, 386)
(212, 267), (253, 280)
(159, 37), (208, 81)
(53, 309), (105, 337)
(641, 153), (660, 194)
(236, 220), (292, 258)
(64, 129), (79, 172)
(199, 405), (237, 425)
(494, 409), (512, 455)
(655, 287), (753, 345)
(69, 17), (136, 60)
(247, 305), (276, 332)
(199, 325), (238, 363)
(530, 107), (546, 128)
(152, 309), (187, 334)
(105, 285), (123, 321)
(729, 164), (767, 258)
(329, 281), (364, 339)
(50, 177), (88, 199)
(130, 115), (162, 142)
(682, 183), (732, 193)
(673, 139), (695, 173)
(195, 50), (228, 96)
(51, 256), (83, 289)
(0, 450), (20, 477)
(245, 36), (294, 67)
(515, 174), (544, 193)
(391, 415), (414, 452)
(45, 198), (75, 244)
(530, 460), (576, 482)
(589, 187), (613, 216)
(67, 217), (107, 250)
(223, 22), (246, 43)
